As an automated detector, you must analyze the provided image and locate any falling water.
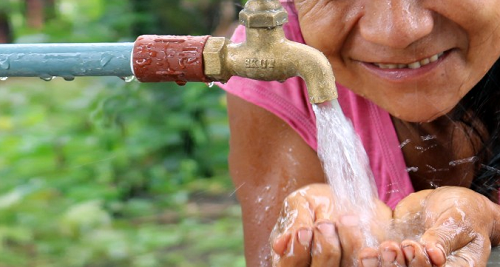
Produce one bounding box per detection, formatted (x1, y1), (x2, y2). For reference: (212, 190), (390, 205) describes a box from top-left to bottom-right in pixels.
(313, 99), (378, 247)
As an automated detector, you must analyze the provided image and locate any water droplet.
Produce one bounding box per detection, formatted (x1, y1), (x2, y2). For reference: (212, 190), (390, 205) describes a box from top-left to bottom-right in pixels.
(40, 76), (56, 81)
(120, 76), (136, 83)
(63, 76), (75, 81)
(429, 181), (439, 188)
(406, 167), (419, 173)
(178, 59), (186, 69)
(100, 54), (113, 67)
(421, 135), (436, 141)
(135, 58), (151, 66)
(0, 77), (8, 81)
(399, 139), (410, 148)
(206, 82), (215, 88)
(0, 60), (9, 70)
(426, 164), (437, 172)
(449, 156), (478, 167)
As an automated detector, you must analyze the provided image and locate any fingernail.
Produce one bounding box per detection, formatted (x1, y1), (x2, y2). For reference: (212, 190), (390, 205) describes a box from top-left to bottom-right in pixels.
(382, 249), (396, 263)
(340, 215), (359, 226)
(297, 228), (312, 246)
(403, 245), (415, 262)
(361, 257), (379, 267)
(317, 222), (335, 237)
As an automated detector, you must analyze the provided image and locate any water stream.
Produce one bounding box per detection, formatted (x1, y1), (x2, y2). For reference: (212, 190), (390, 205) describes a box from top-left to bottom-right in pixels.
(313, 100), (379, 247)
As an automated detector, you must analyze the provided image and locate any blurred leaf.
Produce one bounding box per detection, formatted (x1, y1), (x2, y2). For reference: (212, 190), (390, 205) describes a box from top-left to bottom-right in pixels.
(0, 0), (242, 265)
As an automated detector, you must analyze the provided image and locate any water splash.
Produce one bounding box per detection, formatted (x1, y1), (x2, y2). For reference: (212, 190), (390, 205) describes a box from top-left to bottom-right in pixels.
(481, 164), (500, 175)
(0, 77), (8, 81)
(313, 100), (378, 247)
(399, 139), (410, 148)
(449, 156), (478, 167)
(406, 167), (419, 172)
(421, 135), (436, 141)
(415, 144), (438, 153)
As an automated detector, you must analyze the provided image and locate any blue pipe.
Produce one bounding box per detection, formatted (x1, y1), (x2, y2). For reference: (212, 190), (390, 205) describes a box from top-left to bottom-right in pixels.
(0, 43), (134, 80)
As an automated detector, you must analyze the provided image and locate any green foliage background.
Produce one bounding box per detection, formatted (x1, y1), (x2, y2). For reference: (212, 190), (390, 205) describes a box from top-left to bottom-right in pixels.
(0, 0), (245, 266)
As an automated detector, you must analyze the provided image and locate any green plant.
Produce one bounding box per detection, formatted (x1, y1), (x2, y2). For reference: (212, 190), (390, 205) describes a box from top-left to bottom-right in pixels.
(0, 0), (243, 265)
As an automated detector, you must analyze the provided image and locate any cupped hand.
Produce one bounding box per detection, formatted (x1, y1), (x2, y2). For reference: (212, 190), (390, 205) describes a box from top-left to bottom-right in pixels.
(393, 186), (500, 266)
(270, 184), (500, 267)
(270, 183), (393, 267)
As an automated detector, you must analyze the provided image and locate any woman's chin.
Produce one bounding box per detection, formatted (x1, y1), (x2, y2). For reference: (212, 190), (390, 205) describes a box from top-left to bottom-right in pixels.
(384, 106), (452, 123)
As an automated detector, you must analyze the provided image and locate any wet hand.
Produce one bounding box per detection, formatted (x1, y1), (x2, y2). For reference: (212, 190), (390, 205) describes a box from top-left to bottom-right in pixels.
(393, 187), (499, 266)
(270, 183), (393, 267)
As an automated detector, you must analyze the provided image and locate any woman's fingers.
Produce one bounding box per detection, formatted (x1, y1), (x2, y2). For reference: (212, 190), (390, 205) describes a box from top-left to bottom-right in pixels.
(401, 240), (432, 267)
(272, 229), (314, 267)
(358, 247), (380, 267)
(419, 210), (491, 267)
(378, 241), (407, 266)
(358, 240), (433, 267)
(272, 232), (292, 256)
(273, 227), (313, 267)
(270, 187), (317, 266)
(422, 233), (491, 267)
(310, 221), (341, 267)
(335, 214), (368, 266)
(357, 241), (407, 267)
(309, 189), (341, 267)
(444, 242), (491, 267)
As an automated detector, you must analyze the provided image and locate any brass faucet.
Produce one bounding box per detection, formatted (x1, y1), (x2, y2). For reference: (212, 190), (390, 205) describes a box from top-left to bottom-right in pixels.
(203, 0), (338, 104)
(131, 0), (337, 103)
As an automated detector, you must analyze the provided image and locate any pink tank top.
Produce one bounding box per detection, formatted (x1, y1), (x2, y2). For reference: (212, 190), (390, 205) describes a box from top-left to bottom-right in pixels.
(218, 1), (414, 208)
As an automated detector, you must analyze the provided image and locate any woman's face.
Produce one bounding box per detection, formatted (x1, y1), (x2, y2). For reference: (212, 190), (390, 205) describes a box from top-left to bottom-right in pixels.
(294, 0), (500, 122)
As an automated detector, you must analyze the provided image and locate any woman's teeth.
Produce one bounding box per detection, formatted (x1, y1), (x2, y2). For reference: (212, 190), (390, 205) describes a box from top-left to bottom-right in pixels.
(374, 52), (445, 69)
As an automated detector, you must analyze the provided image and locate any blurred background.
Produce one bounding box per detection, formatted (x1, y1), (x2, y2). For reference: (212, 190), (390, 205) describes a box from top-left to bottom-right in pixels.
(0, 0), (246, 266)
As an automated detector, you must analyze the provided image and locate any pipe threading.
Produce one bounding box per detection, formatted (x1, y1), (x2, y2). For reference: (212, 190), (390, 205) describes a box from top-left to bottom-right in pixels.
(132, 35), (212, 85)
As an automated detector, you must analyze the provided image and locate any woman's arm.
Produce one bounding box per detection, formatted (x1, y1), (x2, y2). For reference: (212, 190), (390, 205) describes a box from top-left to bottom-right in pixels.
(226, 93), (326, 267)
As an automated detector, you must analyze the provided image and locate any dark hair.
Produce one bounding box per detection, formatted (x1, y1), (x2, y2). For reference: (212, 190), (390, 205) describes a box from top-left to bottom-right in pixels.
(452, 58), (500, 199)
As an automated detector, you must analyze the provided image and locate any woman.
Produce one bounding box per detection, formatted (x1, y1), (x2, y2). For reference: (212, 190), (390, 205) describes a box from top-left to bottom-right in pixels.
(219, 0), (500, 266)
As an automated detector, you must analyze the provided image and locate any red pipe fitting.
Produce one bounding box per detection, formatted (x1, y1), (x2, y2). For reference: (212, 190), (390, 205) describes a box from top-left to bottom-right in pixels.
(132, 35), (212, 85)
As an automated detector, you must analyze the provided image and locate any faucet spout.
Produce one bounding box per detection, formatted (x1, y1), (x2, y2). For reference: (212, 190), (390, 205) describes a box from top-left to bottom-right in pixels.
(203, 0), (337, 104)
(289, 42), (338, 104)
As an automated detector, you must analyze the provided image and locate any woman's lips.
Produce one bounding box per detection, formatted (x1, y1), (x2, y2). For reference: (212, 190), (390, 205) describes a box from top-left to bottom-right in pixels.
(358, 50), (451, 82)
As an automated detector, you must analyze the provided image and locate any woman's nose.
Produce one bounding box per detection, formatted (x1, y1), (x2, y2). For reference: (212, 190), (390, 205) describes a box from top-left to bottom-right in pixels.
(359, 0), (434, 49)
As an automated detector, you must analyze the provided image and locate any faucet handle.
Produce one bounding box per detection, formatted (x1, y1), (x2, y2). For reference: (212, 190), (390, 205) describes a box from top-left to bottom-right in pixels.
(239, 0), (288, 28)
